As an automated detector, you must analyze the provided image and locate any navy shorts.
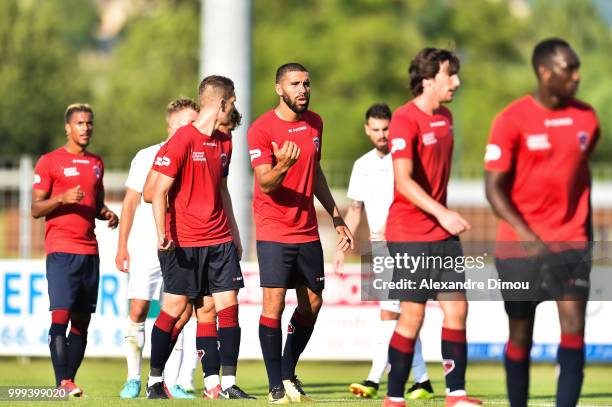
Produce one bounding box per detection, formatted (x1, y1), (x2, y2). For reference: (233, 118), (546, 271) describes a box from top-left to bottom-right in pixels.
(256, 240), (325, 292)
(387, 236), (465, 302)
(46, 253), (100, 313)
(497, 249), (591, 319)
(158, 242), (244, 298)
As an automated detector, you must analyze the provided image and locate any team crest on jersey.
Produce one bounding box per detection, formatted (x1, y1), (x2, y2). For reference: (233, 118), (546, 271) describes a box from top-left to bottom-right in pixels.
(577, 131), (589, 152)
(220, 153), (228, 168)
(93, 165), (101, 179)
(312, 137), (320, 152)
(442, 359), (455, 375)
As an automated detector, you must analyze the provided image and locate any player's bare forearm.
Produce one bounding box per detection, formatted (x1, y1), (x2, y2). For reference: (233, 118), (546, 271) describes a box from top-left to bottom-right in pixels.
(117, 188), (140, 248)
(221, 179), (242, 245)
(398, 176), (446, 218)
(314, 164), (341, 219)
(343, 202), (363, 238)
(254, 164), (289, 194)
(142, 169), (157, 203)
(31, 186), (83, 218)
(31, 195), (61, 218)
(485, 170), (537, 240)
(152, 173), (174, 247)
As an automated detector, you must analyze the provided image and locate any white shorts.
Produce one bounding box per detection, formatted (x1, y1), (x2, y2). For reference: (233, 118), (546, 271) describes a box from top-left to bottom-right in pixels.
(380, 300), (400, 314)
(127, 250), (163, 301)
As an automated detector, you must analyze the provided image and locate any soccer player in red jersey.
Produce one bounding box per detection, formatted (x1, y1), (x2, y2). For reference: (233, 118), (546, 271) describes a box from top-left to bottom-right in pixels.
(146, 76), (253, 400)
(115, 99), (199, 399)
(485, 38), (599, 407)
(248, 62), (353, 403)
(31, 103), (118, 397)
(382, 48), (480, 407)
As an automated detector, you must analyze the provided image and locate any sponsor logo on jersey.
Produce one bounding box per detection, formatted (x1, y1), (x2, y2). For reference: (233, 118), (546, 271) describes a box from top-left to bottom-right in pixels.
(422, 132), (438, 146)
(312, 137), (320, 152)
(203, 142), (217, 147)
(192, 151), (206, 162)
(72, 159), (90, 164)
(391, 138), (406, 154)
(154, 156), (171, 167)
(577, 131), (589, 152)
(430, 120), (446, 128)
(484, 144), (502, 162)
(33, 174), (41, 184)
(249, 149), (261, 162)
(63, 167), (80, 177)
(544, 117), (573, 127)
(525, 134), (551, 151)
(220, 152), (228, 167)
(288, 125), (308, 134)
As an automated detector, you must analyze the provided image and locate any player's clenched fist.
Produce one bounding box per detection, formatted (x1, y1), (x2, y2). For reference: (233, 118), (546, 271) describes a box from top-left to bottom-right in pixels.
(58, 184), (84, 204)
(272, 141), (300, 171)
(436, 208), (471, 236)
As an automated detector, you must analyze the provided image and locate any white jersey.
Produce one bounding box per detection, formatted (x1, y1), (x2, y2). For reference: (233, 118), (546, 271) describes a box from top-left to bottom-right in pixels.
(125, 142), (164, 249)
(124, 142), (164, 301)
(346, 149), (393, 241)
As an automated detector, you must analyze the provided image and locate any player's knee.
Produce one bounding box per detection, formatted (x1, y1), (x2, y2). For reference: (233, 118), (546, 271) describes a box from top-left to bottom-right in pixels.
(130, 305), (149, 322)
(70, 313), (91, 336)
(508, 320), (533, 347)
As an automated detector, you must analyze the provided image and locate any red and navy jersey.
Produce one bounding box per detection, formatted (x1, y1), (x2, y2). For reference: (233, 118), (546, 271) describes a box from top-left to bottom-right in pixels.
(247, 110), (323, 243)
(33, 148), (104, 254)
(153, 124), (232, 247)
(485, 95), (599, 243)
(386, 101), (454, 242)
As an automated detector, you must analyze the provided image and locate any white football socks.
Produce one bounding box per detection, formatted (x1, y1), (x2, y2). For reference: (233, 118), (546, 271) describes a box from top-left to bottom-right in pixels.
(124, 317), (145, 381)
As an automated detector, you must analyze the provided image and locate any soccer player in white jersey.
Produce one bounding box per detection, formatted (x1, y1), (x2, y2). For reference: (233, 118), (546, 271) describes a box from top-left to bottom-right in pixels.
(334, 104), (434, 400)
(115, 98), (199, 399)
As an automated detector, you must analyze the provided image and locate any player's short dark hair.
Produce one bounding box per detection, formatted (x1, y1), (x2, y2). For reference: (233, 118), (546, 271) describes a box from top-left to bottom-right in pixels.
(198, 75), (235, 100)
(275, 62), (309, 84)
(532, 38), (571, 78)
(230, 108), (242, 128)
(365, 103), (392, 122)
(166, 98), (199, 118)
(409, 48), (460, 96)
(64, 103), (94, 123)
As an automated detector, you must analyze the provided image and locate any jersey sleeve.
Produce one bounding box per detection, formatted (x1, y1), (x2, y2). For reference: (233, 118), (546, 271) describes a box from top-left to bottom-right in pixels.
(247, 124), (273, 168)
(484, 112), (520, 172)
(125, 149), (151, 193)
(346, 160), (365, 202)
(153, 134), (188, 178)
(388, 112), (418, 160)
(33, 155), (52, 193)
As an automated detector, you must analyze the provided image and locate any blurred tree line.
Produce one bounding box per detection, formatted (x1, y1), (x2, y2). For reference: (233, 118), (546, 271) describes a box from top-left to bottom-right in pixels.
(1, 0), (611, 177)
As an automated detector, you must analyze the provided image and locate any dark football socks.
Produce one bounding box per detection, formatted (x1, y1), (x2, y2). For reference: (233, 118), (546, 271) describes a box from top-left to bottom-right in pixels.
(387, 331), (415, 398)
(441, 327), (467, 392)
(282, 309), (315, 380)
(259, 315), (282, 390)
(504, 340), (531, 407)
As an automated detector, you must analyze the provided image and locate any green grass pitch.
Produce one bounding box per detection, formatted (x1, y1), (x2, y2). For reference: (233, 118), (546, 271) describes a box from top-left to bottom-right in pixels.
(0, 358), (611, 406)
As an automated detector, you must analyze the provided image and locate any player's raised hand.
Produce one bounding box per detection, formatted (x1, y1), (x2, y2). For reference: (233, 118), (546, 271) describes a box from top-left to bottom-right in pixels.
(333, 249), (346, 275)
(59, 185), (84, 204)
(157, 233), (174, 251)
(272, 141), (300, 171)
(436, 209), (471, 235)
(100, 207), (119, 229)
(115, 246), (130, 273)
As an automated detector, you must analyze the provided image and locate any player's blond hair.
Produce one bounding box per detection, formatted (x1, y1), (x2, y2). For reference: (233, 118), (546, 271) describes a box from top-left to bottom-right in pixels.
(64, 103), (94, 123)
(166, 98), (199, 122)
